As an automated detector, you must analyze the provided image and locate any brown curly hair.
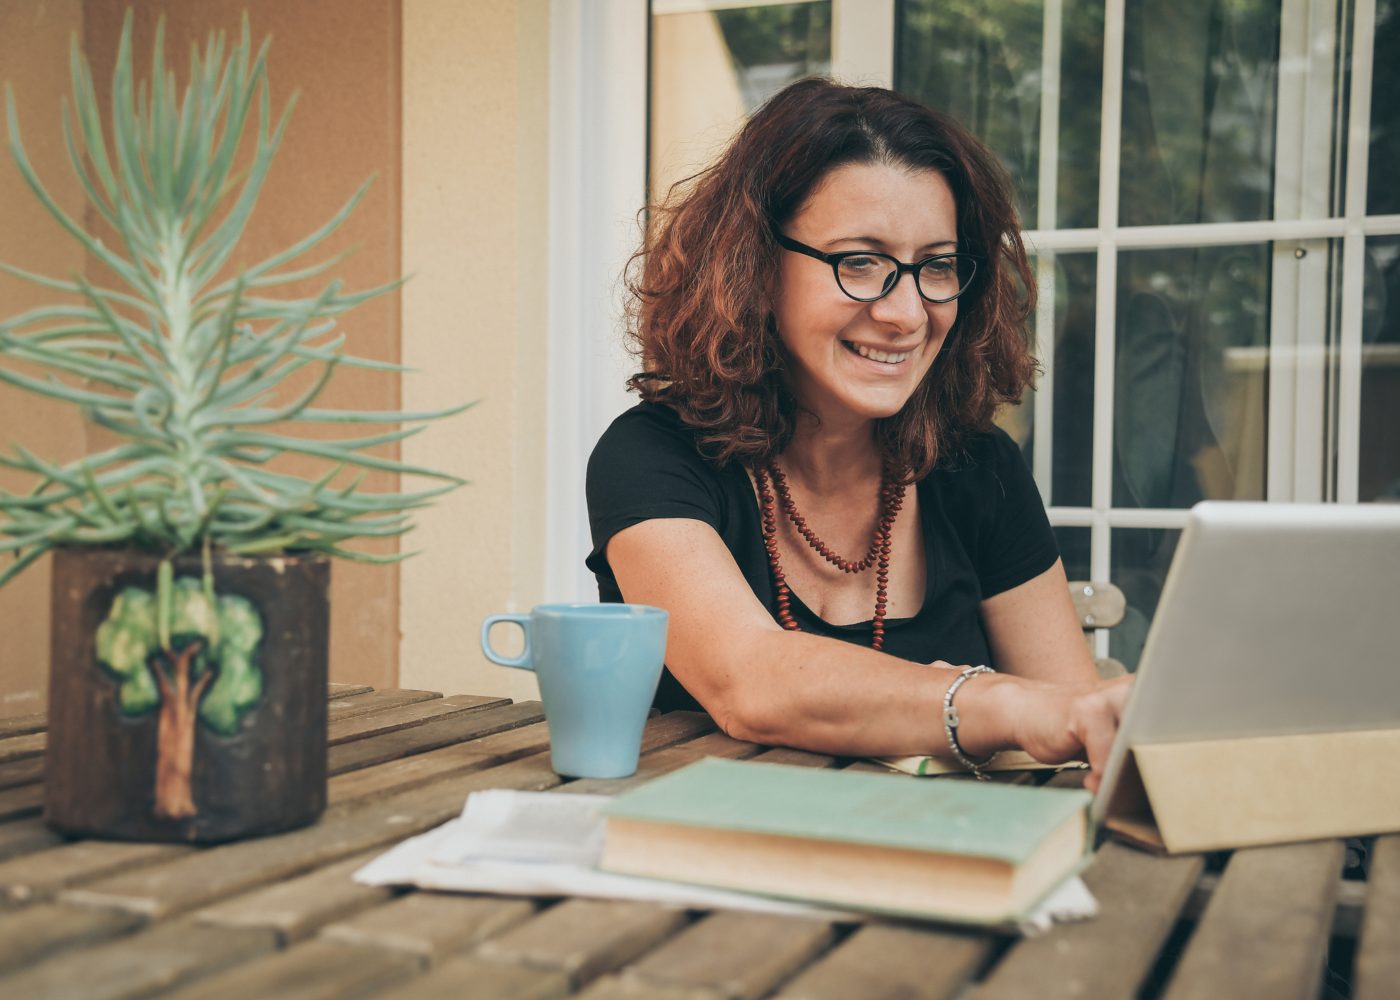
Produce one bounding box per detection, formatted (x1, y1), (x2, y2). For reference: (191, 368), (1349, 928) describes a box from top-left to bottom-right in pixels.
(625, 77), (1037, 482)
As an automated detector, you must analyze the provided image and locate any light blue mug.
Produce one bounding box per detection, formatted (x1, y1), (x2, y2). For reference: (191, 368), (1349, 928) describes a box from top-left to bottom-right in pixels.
(479, 603), (669, 778)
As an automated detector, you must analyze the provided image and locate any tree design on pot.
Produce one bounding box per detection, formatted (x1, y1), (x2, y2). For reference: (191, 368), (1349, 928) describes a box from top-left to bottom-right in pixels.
(96, 564), (263, 820)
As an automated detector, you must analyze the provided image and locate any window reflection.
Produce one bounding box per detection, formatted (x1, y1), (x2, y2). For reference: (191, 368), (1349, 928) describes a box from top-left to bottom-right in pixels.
(1361, 237), (1400, 501)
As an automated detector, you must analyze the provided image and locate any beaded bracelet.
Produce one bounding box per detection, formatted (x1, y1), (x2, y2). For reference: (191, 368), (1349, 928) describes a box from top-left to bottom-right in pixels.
(942, 664), (997, 780)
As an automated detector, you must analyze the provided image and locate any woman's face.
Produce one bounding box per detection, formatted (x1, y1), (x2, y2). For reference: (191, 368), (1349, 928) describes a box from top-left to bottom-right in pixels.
(772, 161), (961, 428)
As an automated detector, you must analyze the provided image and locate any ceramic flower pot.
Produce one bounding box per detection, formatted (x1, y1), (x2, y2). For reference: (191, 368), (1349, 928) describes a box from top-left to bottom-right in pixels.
(44, 547), (330, 842)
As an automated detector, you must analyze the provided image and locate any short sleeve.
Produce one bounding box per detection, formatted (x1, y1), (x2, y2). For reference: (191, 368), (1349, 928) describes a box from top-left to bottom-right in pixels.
(973, 428), (1060, 597)
(585, 405), (728, 580)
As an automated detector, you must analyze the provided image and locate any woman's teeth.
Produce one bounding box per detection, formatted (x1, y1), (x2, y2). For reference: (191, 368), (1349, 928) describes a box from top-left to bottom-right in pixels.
(845, 341), (913, 365)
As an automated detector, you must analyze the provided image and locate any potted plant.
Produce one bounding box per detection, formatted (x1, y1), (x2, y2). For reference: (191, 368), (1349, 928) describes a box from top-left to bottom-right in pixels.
(0, 15), (464, 842)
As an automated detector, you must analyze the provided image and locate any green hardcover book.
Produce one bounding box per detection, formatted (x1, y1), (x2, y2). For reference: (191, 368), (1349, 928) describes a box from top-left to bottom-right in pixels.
(599, 757), (1093, 924)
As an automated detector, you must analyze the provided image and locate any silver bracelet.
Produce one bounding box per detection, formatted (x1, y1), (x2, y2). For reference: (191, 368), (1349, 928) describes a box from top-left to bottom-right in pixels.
(943, 665), (997, 780)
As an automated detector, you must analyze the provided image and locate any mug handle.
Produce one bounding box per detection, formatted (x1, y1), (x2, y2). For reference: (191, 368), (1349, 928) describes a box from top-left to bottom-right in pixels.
(480, 613), (533, 671)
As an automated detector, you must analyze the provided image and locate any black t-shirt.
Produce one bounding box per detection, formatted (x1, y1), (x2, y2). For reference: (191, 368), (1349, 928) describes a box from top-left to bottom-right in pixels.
(585, 402), (1059, 712)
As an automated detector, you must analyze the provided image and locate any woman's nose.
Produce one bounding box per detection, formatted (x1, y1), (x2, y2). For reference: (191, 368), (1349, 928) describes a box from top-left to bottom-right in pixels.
(866, 271), (927, 333)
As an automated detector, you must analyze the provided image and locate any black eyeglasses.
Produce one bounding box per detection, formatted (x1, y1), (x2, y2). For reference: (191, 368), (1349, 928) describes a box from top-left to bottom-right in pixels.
(773, 231), (981, 304)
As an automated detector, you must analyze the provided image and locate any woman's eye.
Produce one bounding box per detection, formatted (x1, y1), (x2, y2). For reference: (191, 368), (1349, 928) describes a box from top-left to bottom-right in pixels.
(840, 256), (881, 272)
(923, 259), (956, 276)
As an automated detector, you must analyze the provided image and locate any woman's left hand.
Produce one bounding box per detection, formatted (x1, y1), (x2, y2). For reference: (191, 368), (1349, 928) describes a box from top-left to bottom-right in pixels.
(1006, 674), (1135, 793)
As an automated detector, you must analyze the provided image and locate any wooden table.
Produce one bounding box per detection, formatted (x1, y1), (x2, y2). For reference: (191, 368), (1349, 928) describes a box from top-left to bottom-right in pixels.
(0, 686), (1394, 999)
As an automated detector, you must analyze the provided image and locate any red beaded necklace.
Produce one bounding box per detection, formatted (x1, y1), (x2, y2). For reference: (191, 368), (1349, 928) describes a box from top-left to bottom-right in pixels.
(754, 460), (905, 651)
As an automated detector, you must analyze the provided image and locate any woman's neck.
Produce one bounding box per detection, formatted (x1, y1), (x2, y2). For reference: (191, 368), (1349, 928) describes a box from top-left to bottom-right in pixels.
(779, 412), (882, 496)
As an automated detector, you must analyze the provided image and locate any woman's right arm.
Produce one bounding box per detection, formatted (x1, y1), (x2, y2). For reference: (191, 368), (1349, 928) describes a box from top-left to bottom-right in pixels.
(607, 516), (1131, 789)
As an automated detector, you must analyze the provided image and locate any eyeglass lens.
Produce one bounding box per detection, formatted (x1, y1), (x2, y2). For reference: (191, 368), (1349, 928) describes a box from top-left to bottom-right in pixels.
(834, 254), (975, 302)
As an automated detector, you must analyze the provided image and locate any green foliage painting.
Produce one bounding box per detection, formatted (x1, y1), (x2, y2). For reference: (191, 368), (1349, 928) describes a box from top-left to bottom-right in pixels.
(95, 564), (263, 819)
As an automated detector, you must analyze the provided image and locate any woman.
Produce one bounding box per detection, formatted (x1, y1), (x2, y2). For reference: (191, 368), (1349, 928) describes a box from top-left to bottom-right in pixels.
(586, 79), (1129, 790)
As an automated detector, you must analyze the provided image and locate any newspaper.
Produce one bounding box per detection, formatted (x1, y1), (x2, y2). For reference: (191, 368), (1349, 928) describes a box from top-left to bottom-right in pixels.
(353, 789), (1098, 935)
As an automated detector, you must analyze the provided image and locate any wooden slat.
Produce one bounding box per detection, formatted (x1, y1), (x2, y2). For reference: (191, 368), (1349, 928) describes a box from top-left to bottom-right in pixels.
(327, 682), (375, 699)
(59, 753), (566, 919)
(772, 924), (993, 1000)
(1355, 833), (1400, 1000)
(578, 976), (725, 1000)
(0, 901), (144, 974)
(1068, 580), (1126, 629)
(477, 898), (690, 989)
(0, 918), (276, 1000)
(373, 955), (569, 1000)
(328, 711), (710, 809)
(747, 747), (838, 768)
(0, 840), (189, 904)
(327, 693), (510, 746)
(0, 755), (42, 791)
(195, 850), (394, 944)
(321, 892), (535, 961)
(0, 782), (41, 822)
(0, 732), (44, 764)
(0, 713), (45, 739)
(326, 688), (442, 723)
(1163, 840), (1344, 1000)
(560, 730), (762, 796)
(973, 842), (1205, 999)
(619, 911), (835, 1000)
(155, 938), (421, 1000)
(0, 817), (65, 863)
(328, 701), (546, 774)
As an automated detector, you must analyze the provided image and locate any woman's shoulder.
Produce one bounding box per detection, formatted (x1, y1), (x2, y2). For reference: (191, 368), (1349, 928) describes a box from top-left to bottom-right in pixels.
(592, 400), (705, 458)
(926, 423), (1028, 480)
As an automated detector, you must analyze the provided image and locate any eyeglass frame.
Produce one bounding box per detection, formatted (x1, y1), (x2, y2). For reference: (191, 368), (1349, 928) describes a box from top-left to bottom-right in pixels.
(772, 230), (982, 304)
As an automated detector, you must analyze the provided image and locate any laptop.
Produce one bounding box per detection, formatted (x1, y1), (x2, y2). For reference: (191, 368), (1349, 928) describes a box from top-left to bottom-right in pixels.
(1090, 500), (1400, 832)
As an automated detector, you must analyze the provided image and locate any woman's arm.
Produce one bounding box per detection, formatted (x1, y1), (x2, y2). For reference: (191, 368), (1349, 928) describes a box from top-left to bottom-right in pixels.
(980, 558), (1100, 683)
(608, 517), (1131, 789)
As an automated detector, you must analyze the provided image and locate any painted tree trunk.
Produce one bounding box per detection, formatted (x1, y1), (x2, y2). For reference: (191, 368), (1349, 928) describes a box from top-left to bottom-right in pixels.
(45, 548), (330, 843)
(152, 643), (205, 820)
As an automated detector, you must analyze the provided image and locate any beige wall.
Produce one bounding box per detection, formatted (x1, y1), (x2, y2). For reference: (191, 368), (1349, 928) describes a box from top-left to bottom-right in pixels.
(0, 0), (88, 717)
(399, 0), (550, 702)
(0, 0), (405, 711)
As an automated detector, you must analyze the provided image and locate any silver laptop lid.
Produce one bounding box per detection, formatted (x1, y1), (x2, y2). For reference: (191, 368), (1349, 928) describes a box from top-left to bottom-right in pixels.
(1091, 501), (1400, 824)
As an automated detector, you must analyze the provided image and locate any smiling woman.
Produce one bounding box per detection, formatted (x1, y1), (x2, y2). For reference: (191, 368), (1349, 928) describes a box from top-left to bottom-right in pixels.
(587, 79), (1131, 788)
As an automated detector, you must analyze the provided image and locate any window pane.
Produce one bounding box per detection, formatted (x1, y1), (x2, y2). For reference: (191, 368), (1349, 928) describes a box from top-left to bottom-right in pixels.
(1119, 0), (1281, 226)
(896, 0), (1103, 229)
(1360, 236), (1400, 501)
(1050, 252), (1096, 506)
(1053, 526), (1091, 582)
(1113, 245), (1270, 508)
(1369, 0), (1400, 215)
(1110, 527), (1181, 671)
(649, 2), (831, 202)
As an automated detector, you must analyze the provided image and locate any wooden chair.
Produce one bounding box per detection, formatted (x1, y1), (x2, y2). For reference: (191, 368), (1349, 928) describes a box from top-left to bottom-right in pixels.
(1068, 580), (1128, 679)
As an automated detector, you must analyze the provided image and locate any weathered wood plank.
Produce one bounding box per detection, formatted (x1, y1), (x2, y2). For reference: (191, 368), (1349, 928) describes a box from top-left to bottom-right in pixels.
(0, 755), (42, 791)
(195, 850), (394, 944)
(373, 955), (569, 1000)
(156, 938), (421, 1000)
(0, 781), (42, 822)
(578, 976), (725, 1000)
(0, 901), (144, 974)
(772, 924), (993, 1000)
(59, 753), (565, 919)
(477, 898), (690, 988)
(327, 693), (510, 746)
(327, 682), (375, 699)
(0, 839), (189, 904)
(1355, 833), (1400, 1000)
(0, 816), (65, 862)
(560, 731), (762, 796)
(328, 701), (546, 774)
(326, 688), (442, 724)
(748, 747), (838, 768)
(1163, 840), (1344, 1000)
(0, 732), (44, 764)
(0, 918), (276, 1000)
(973, 842), (1205, 999)
(621, 911), (835, 1000)
(321, 892), (535, 961)
(0, 713), (45, 739)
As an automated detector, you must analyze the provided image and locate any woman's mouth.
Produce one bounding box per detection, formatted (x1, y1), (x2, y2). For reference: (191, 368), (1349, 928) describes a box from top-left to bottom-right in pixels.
(842, 340), (915, 365)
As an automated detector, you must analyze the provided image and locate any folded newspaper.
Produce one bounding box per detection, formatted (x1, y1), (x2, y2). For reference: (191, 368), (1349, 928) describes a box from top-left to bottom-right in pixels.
(354, 789), (1097, 935)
